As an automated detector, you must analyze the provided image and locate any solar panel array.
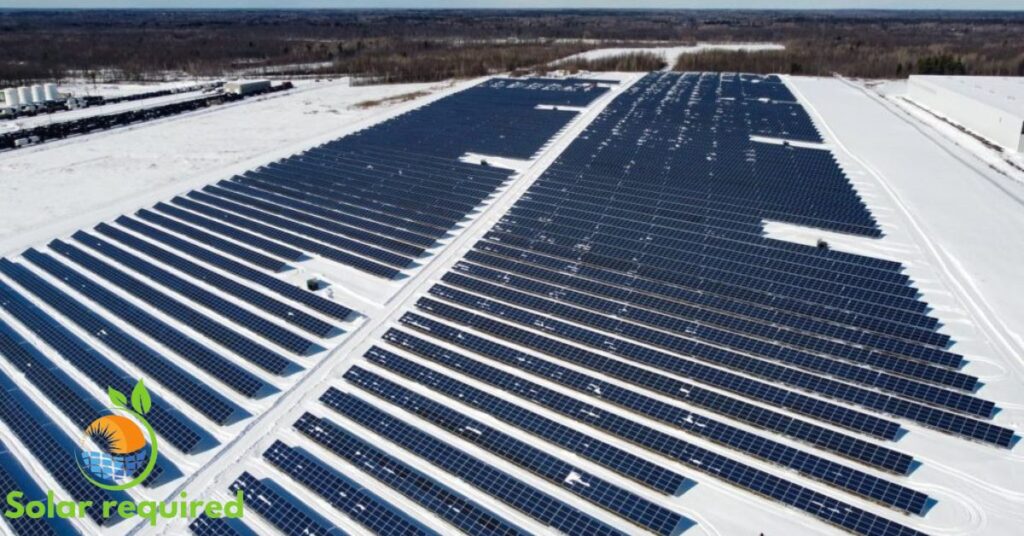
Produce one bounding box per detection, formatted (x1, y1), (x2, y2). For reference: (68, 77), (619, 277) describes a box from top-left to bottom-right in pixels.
(0, 77), (607, 534)
(1, 70), (1014, 535)
(224, 72), (1018, 536)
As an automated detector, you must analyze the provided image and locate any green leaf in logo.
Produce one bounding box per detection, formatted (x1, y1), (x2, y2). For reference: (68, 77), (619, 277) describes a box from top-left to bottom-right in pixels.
(108, 387), (128, 409)
(131, 379), (151, 415)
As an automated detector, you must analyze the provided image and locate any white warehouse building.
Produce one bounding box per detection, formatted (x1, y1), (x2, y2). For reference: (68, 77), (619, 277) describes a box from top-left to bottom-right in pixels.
(908, 75), (1024, 152)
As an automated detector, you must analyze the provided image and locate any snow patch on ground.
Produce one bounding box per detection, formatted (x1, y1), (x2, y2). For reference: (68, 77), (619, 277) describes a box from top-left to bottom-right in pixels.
(786, 74), (1024, 536)
(0, 78), (468, 256)
(556, 42), (784, 66)
(57, 79), (216, 99)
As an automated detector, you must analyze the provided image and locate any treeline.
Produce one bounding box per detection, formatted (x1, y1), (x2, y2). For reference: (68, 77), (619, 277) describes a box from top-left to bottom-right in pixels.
(675, 49), (1020, 79)
(1, 9), (1022, 86)
(674, 21), (1024, 78)
(557, 52), (667, 73)
(338, 41), (593, 84)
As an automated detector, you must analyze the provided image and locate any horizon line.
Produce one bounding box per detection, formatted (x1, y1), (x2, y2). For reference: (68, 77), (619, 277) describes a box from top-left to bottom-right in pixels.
(1, 7), (1023, 12)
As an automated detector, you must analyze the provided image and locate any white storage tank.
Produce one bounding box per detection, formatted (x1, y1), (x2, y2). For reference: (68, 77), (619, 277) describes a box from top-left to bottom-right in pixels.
(31, 84), (45, 103)
(43, 83), (59, 101)
(2, 88), (19, 108)
(17, 86), (32, 104)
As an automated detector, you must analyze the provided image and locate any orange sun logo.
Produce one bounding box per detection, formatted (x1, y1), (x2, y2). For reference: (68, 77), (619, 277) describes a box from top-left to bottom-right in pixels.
(84, 415), (147, 455)
(76, 378), (158, 491)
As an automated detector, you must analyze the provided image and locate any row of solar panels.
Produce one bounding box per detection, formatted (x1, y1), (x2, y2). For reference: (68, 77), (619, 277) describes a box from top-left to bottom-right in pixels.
(0, 77), (606, 535)
(185, 73), (1007, 536)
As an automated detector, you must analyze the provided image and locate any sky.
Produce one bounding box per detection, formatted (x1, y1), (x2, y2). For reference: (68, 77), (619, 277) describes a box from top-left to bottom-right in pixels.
(0, 0), (1021, 10)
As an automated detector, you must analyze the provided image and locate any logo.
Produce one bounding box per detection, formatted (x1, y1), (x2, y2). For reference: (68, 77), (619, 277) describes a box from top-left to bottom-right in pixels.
(76, 379), (158, 491)
(5, 376), (244, 526)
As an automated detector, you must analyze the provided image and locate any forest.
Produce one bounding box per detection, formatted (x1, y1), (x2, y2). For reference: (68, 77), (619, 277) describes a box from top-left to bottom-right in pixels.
(1, 9), (1022, 86)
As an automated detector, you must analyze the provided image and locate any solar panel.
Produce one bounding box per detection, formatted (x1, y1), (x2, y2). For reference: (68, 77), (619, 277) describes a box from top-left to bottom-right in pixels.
(227, 473), (345, 536)
(134, 208), (291, 271)
(288, 420), (526, 536)
(201, 184), (427, 258)
(0, 274), (202, 450)
(474, 240), (950, 350)
(367, 339), (926, 512)
(386, 323), (912, 474)
(263, 442), (441, 536)
(429, 278), (1012, 445)
(228, 175), (449, 239)
(152, 202), (304, 262)
(184, 190), (413, 268)
(456, 256), (966, 381)
(44, 240), (283, 389)
(318, 390), (627, 536)
(436, 273), (986, 412)
(363, 345), (691, 494)
(68, 232), (319, 357)
(0, 442), (66, 536)
(413, 296), (902, 440)
(91, 223), (335, 338)
(115, 215), (354, 321)
(0, 256), (239, 426)
(170, 196), (401, 279)
(0, 308), (177, 484)
(216, 179), (439, 247)
(0, 373), (115, 526)
(189, 514), (247, 536)
(344, 366), (690, 535)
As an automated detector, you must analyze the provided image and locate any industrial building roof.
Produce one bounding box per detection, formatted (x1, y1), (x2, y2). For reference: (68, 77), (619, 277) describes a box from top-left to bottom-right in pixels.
(912, 75), (1024, 117)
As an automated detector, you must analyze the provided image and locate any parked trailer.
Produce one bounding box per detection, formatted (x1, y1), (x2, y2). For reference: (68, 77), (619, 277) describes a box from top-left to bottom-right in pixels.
(224, 80), (272, 96)
(1, 81), (223, 121)
(0, 81), (292, 151)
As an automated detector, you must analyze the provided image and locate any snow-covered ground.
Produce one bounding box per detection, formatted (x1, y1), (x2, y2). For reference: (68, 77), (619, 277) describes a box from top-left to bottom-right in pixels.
(779, 75), (1024, 536)
(0, 77), (472, 257)
(56, 79), (216, 98)
(556, 42), (784, 67)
